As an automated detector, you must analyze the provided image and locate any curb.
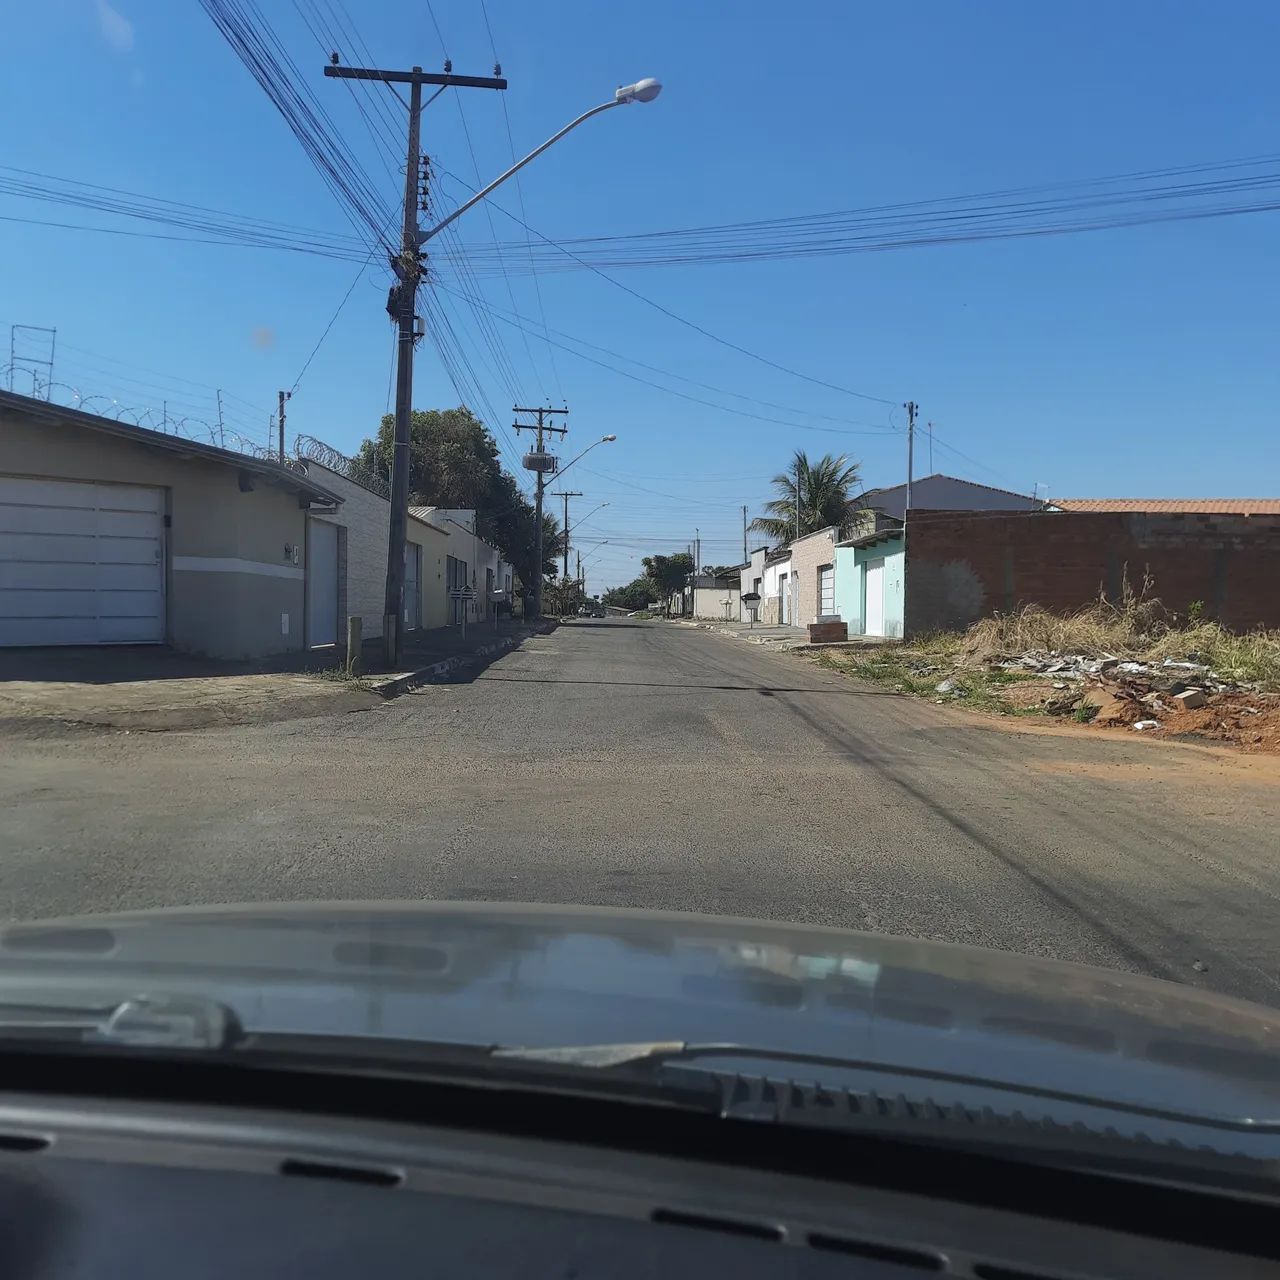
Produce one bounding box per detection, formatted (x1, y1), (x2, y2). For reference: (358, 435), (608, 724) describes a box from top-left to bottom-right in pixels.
(367, 623), (549, 699)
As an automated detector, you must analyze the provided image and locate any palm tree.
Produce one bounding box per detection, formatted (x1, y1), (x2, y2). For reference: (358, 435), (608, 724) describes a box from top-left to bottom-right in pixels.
(750, 450), (862, 544)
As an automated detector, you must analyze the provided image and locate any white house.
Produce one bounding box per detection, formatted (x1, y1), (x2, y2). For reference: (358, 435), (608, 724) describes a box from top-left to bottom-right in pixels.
(411, 507), (512, 625)
(760, 548), (793, 625)
(738, 547), (768, 621)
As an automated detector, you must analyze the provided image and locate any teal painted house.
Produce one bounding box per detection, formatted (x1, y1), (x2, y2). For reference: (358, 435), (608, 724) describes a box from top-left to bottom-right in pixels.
(835, 528), (905, 638)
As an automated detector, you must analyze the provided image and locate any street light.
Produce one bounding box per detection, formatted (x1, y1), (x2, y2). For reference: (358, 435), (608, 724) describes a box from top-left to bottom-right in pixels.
(349, 61), (660, 665)
(555, 434), (616, 482)
(421, 86), (661, 244)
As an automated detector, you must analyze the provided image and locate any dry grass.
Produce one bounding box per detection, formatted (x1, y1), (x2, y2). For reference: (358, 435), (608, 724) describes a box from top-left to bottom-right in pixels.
(957, 576), (1280, 690)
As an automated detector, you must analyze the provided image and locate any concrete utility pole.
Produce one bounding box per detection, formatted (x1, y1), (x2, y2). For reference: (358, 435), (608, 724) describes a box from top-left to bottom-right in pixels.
(552, 490), (583, 583)
(903, 400), (918, 513)
(278, 389), (290, 462)
(514, 406), (568, 619)
(742, 505), (748, 563)
(325, 60), (507, 667)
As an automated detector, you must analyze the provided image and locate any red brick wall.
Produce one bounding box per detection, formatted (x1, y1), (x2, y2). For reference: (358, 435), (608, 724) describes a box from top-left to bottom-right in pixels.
(903, 511), (1280, 635)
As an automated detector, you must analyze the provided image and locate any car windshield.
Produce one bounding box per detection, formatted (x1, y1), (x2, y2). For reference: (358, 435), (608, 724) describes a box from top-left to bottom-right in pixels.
(2, 0), (1279, 1182)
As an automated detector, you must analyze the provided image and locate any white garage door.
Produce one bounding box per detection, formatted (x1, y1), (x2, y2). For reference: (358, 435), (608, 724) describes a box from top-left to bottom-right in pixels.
(0, 476), (165, 646)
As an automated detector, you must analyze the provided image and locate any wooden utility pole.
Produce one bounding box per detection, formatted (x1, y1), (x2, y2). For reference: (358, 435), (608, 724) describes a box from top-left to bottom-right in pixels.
(324, 59), (506, 666)
(551, 490), (583, 583)
(513, 406), (568, 618)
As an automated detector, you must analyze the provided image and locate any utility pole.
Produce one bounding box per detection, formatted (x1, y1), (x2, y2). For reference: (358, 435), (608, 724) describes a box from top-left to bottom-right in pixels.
(325, 59), (506, 666)
(903, 400), (918, 513)
(278, 390), (290, 462)
(514, 406), (568, 619)
(216, 389), (225, 448)
(927, 419), (934, 474)
(742, 505), (748, 563)
(551, 490), (583, 584)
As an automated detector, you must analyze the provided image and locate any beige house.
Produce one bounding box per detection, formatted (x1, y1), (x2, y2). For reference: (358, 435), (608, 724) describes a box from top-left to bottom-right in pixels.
(296, 454), (451, 644)
(788, 525), (841, 629)
(0, 389), (343, 658)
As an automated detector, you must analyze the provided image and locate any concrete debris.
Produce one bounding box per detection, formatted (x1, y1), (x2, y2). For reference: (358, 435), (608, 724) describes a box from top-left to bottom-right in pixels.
(1133, 719), (1161, 731)
(935, 679), (956, 694)
(1173, 688), (1208, 709)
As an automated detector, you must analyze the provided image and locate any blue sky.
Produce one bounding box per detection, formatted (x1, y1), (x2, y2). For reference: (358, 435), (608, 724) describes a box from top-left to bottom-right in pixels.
(4, 1), (1279, 590)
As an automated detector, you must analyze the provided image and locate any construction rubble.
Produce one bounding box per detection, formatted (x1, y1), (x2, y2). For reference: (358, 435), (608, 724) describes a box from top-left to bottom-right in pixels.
(869, 647), (1280, 752)
(995, 652), (1241, 726)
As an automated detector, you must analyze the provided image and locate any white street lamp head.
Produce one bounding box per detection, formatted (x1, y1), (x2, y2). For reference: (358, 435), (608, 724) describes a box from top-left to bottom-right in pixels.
(602, 433), (617, 442)
(615, 78), (661, 105)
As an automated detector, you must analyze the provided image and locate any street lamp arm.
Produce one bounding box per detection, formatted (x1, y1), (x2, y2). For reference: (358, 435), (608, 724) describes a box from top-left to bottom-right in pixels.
(555, 434), (616, 481)
(422, 100), (618, 244)
(566, 502), (609, 537)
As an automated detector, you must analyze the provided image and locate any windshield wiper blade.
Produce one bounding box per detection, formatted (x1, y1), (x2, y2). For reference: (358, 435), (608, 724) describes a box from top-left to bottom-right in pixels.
(499, 1042), (1280, 1136)
(0, 995), (239, 1050)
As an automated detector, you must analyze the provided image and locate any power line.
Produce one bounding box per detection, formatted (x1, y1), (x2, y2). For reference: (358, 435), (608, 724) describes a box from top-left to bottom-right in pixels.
(436, 282), (900, 436)
(434, 165), (899, 406)
(435, 285), (895, 429)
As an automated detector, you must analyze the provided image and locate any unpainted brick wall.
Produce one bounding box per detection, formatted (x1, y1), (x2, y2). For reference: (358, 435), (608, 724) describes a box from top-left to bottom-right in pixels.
(903, 511), (1280, 635)
(789, 528), (839, 627)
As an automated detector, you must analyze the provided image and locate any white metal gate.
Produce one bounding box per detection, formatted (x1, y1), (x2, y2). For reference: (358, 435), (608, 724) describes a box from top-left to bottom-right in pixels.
(819, 564), (835, 616)
(307, 519), (339, 647)
(863, 558), (885, 635)
(0, 476), (164, 646)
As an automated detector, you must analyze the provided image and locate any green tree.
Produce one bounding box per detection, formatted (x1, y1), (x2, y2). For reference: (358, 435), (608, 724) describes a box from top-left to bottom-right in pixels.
(641, 552), (694, 615)
(351, 406), (557, 589)
(602, 577), (657, 611)
(353, 407), (498, 510)
(749, 450), (863, 543)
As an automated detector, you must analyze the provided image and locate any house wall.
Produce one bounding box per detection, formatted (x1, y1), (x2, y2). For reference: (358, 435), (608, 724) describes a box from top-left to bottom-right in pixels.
(692, 584), (739, 620)
(1, 408), (312, 659)
(302, 460), (451, 638)
(761, 554), (791, 625)
(834, 538), (906, 636)
(903, 511), (1280, 635)
(789, 527), (839, 627)
(739, 548), (766, 621)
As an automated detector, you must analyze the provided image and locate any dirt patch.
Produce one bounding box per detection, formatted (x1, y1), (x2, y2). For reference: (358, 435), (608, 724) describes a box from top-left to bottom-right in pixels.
(1151, 692), (1280, 753)
(994, 678), (1062, 711)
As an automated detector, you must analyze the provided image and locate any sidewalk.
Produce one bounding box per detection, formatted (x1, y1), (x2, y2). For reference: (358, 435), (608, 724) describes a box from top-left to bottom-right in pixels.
(672, 617), (893, 652)
(358, 617), (545, 695)
(0, 618), (546, 735)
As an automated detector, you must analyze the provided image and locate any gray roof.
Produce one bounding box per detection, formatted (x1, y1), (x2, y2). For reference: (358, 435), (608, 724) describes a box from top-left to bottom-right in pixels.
(855, 473), (1040, 522)
(0, 389), (344, 506)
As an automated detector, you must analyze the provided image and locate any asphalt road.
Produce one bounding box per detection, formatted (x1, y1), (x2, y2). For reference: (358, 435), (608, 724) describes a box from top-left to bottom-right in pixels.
(3, 619), (1279, 1007)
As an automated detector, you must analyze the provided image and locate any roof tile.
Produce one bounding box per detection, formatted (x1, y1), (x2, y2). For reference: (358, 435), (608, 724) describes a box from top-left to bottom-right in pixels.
(1053, 498), (1280, 515)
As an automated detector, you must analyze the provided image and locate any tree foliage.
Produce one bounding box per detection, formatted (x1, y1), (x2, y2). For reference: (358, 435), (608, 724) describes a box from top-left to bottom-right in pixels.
(602, 577), (657, 611)
(641, 552), (694, 612)
(749, 450), (863, 544)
